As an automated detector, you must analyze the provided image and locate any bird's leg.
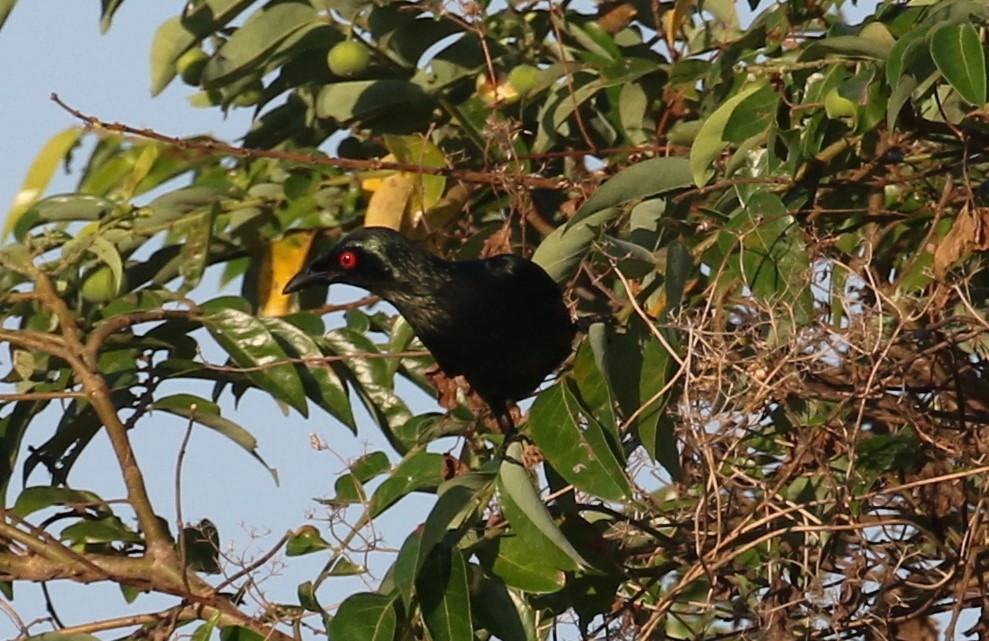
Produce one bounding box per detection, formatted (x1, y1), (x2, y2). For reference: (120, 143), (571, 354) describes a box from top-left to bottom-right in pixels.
(493, 405), (527, 465)
(574, 313), (615, 333)
(495, 407), (517, 439)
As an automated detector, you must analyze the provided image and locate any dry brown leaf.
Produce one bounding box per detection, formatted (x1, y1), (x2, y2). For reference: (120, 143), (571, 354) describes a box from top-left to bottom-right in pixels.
(933, 204), (989, 278)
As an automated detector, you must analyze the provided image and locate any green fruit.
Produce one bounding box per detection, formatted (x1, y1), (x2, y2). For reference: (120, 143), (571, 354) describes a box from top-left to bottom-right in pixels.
(507, 64), (539, 95)
(177, 48), (209, 86)
(232, 80), (264, 107)
(327, 41), (370, 77)
(80, 265), (124, 303)
(824, 87), (858, 119)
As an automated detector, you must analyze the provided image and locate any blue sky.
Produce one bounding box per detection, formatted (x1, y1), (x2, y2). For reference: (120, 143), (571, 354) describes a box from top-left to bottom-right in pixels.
(0, 4), (420, 636)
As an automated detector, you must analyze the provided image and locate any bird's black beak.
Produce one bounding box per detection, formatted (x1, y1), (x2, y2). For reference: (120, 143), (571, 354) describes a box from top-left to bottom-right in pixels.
(282, 268), (329, 295)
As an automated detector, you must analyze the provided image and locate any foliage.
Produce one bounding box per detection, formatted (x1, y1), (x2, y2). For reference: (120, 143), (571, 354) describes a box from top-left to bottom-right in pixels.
(3, 0), (989, 639)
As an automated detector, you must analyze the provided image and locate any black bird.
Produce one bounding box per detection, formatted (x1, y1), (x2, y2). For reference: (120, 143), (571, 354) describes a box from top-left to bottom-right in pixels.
(283, 226), (576, 433)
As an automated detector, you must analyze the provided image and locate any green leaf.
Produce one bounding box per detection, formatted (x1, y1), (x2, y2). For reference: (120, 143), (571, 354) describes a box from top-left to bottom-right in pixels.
(178, 209), (214, 292)
(886, 27), (929, 87)
(180, 519), (221, 573)
(665, 240), (693, 311)
(419, 472), (496, 562)
(322, 328), (413, 451)
(4, 128), (82, 239)
(149, 17), (188, 96)
(61, 515), (142, 545)
(497, 444), (591, 572)
(393, 530), (424, 608)
(191, 613), (223, 641)
(316, 80), (430, 122)
(13, 194), (116, 240)
(219, 626), (265, 641)
(86, 236), (125, 298)
(370, 451), (445, 517)
(201, 300), (308, 415)
(472, 576), (535, 641)
(99, 0), (125, 33)
(151, 393), (276, 481)
(286, 525), (331, 556)
(723, 84), (779, 143)
(930, 21), (987, 106)
(887, 33), (937, 130)
(528, 382), (629, 502)
(262, 316), (355, 431)
(801, 35), (893, 62)
(531, 208), (619, 284)
(571, 157), (693, 224)
(201, 2), (318, 86)
(11, 486), (107, 518)
(328, 593), (397, 641)
(690, 83), (767, 186)
(487, 534), (566, 593)
(416, 546), (473, 641)
(148, 0), (257, 95)
(0, 0), (17, 31)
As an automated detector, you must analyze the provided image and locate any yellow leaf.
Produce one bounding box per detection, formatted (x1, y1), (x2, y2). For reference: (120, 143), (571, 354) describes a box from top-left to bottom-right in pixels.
(364, 173), (415, 231)
(115, 144), (159, 202)
(383, 135), (447, 220)
(596, 2), (637, 34)
(261, 230), (316, 317)
(5, 128), (83, 239)
(665, 0), (695, 49)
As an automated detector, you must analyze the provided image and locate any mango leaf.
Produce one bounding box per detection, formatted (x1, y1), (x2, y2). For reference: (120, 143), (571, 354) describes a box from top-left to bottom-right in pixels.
(178, 209), (214, 292)
(11, 486), (108, 518)
(887, 32), (937, 130)
(328, 593), (397, 641)
(201, 299), (308, 415)
(62, 515), (142, 545)
(723, 84), (779, 143)
(201, 2), (318, 86)
(152, 393), (276, 481)
(383, 134), (447, 216)
(486, 534), (566, 593)
(286, 525), (331, 556)
(0, 0), (16, 31)
(180, 519), (221, 573)
(419, 472), (496, 564)
(528, 382), (629, 502)
(801, 35), (892, 61)
(570, 157), (693, 224)
(13, 194), (116, 241)
(497, 443), (592, 572)
(99, 0), (125, 33)
(322, 328), (413, 450)
(149, 0), (257, 95)
(930, 21), (986, 106)
(262, 315), (356, 431)
(416, 546), (472, 641)
(472, 576), (535, 641)
(690, 83), (767, 186)
(370, 451), (445, 517)
(323, 451), (391, 506)
(4, 128), (82, 238)
(316, 80), (430, 123)
(392, 530), (424, 608)
(532, 208), (618, 284)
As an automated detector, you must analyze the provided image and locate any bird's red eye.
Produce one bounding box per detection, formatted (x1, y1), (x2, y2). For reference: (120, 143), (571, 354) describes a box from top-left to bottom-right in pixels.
(339, 250), (358, 269)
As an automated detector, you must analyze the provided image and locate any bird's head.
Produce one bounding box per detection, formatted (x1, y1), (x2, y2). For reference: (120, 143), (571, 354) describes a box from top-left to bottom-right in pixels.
(283, 227), (435, 298)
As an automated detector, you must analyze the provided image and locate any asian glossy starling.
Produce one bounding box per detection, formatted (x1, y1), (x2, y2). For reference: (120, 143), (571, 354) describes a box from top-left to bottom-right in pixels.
(283, 227), (576, 432)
